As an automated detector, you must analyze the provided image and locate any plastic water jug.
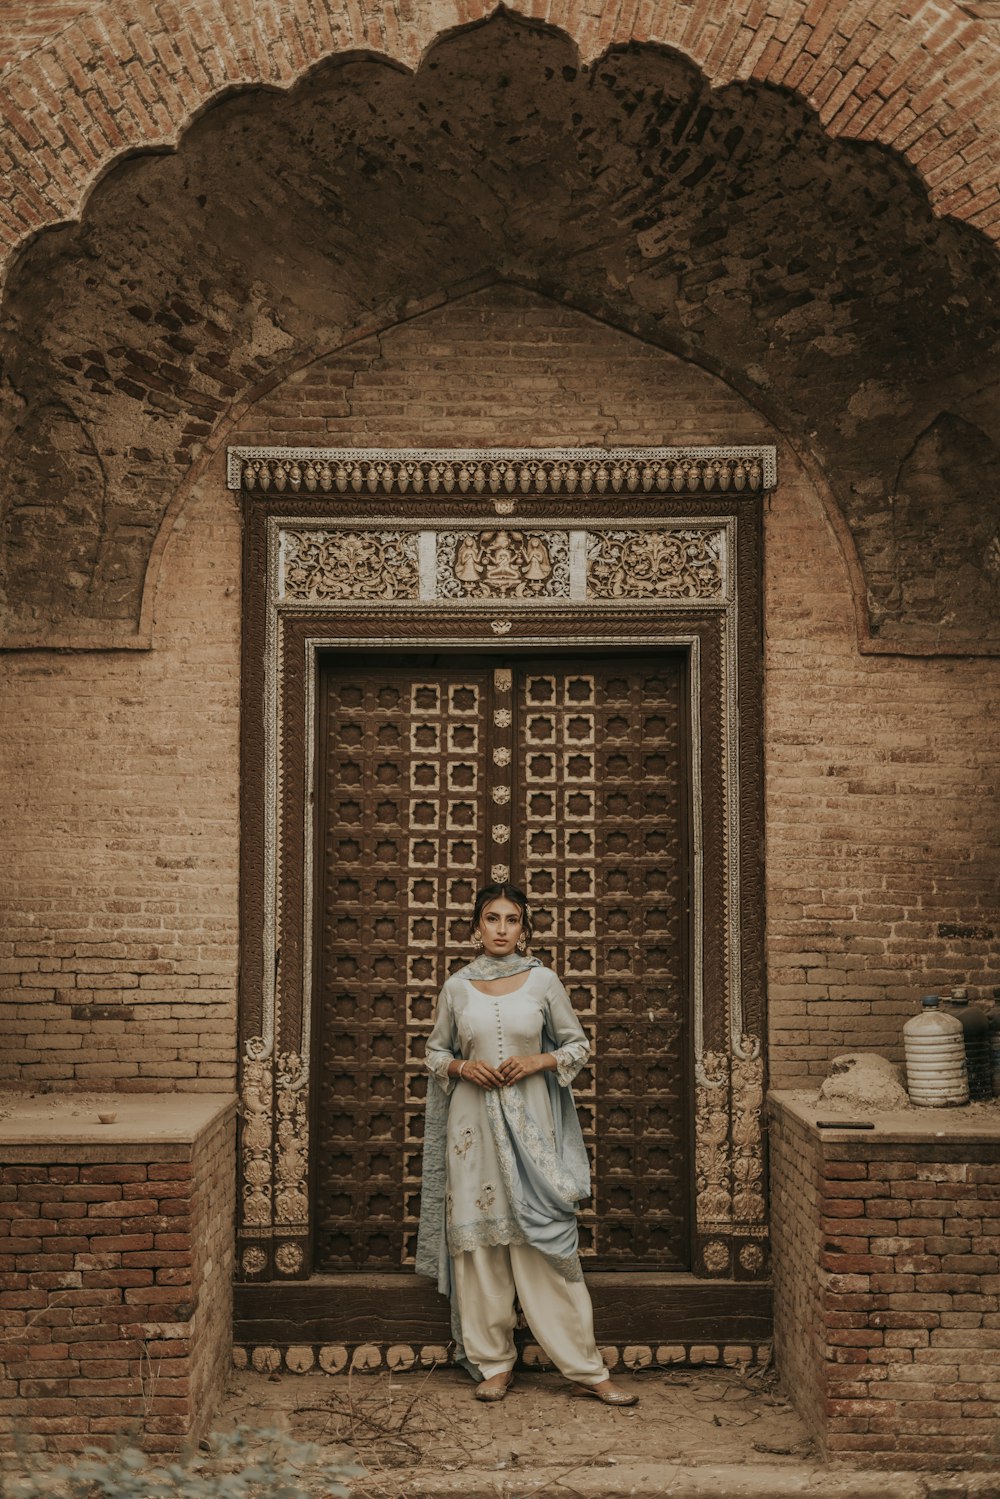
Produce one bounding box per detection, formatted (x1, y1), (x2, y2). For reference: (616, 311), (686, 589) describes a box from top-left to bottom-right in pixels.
(986, 996), (1000, 1097)
(942, 987), (993, 1101)
(903, 995), (969, 1107)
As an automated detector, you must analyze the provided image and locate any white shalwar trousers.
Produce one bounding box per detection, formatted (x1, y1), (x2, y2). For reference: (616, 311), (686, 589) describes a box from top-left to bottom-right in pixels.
(452, 1242), (608, 1384)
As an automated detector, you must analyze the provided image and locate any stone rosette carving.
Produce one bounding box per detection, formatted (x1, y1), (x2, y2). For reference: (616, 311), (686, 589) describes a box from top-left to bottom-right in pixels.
(241, 1245), (267, 1275)
(282, 529), (419, 601)
(275, 1241), (304, 1275)
(438, 529), (570, 599)
(702, 1240), (730, 1272)
(738, 1242), (765, 1273)
(587, 529), (725, 601)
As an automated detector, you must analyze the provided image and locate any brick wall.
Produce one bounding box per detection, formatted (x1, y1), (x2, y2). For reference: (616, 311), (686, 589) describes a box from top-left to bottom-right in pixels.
(1, 286), (997, 1085)
(0, 486), (241, 1090)
(770, 1091), (1000, 1470)
(0, 1094), (236, 1454)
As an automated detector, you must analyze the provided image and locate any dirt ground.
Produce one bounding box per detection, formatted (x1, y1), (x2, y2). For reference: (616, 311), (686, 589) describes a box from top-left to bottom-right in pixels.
(8, 1362), (1000, 1498)
(211, 1360), (815, 1496)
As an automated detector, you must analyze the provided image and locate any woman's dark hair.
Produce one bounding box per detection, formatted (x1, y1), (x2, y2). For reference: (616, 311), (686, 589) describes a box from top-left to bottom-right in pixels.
(472, 883), (533, 943)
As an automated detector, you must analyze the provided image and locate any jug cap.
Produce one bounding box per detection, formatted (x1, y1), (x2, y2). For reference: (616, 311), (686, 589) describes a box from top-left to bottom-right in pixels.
(920, 994), (940, 1007)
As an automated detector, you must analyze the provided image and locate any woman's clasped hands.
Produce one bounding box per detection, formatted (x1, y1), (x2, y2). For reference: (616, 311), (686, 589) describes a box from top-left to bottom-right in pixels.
(458, 1054), (548, 1089)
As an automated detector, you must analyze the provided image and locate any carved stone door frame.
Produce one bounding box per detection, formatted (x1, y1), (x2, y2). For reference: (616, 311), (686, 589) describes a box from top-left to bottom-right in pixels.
(233, 447), (774, 1310)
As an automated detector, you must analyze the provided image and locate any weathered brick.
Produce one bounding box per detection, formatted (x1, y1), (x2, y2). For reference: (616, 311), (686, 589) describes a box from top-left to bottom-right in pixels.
(773, 1098), (1000, 1473)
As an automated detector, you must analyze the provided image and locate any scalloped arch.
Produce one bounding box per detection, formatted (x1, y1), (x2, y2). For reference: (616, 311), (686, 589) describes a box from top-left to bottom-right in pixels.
(1, 0), (999, 290)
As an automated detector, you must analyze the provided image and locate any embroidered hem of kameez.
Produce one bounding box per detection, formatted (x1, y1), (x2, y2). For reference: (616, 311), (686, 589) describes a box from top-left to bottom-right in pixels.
(447, 1216), (527, 1253)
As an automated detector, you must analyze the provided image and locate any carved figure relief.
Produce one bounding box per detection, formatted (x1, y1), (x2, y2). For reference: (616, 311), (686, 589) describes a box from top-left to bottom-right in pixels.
(587, 529), (725, 601)
(438, 530), (569, 598)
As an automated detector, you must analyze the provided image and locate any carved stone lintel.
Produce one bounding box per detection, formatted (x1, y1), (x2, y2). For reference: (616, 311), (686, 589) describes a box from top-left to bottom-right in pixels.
(230, 445), (778, 493)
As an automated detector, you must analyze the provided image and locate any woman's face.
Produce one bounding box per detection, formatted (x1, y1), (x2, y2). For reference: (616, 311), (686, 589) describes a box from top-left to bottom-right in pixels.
(476, 896), (524, 956)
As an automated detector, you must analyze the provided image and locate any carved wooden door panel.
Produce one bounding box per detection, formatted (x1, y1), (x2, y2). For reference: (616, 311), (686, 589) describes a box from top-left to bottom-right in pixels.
(515, 660), (690, 1268)
(313, 654), (690, 1274)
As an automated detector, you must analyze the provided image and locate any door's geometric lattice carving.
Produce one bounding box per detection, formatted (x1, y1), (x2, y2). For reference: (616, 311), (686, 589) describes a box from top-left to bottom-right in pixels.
(519, 663), (689, 1267)
(315, 669), (488, 1271)
(315, 656), (689, 1275)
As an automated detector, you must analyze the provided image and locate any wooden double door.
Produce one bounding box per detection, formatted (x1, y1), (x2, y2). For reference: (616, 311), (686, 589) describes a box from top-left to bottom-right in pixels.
(311, 652), (691, 1275)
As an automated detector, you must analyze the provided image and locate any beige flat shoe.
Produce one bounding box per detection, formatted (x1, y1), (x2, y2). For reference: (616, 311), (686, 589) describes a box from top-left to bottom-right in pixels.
(474, 1370), (514, 1401)
(571, 1379), (639, 1406)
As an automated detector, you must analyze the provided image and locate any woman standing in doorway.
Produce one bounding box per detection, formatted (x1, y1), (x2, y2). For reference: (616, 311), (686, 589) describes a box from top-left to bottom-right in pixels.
(415, 882), (639, 1405)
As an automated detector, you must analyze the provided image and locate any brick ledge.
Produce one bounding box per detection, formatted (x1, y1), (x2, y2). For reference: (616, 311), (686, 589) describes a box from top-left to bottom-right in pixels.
(0, 1089), (237, 1157)
(768, 1088), (1000, 1146)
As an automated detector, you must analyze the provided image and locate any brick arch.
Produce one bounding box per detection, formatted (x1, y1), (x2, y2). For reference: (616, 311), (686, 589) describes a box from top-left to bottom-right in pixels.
(1, 0), (999, 288)
(3, 16), (998, 653)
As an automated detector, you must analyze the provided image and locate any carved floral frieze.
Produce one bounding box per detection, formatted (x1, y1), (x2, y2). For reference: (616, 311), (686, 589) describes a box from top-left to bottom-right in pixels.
(281, 529), (419, 601)
(277, 524), (729, 606)
(275, 1051), (310, 1227)
(694, 1050), (732, 1228)
(587, 529), (725, 601)
(731, 1044), (766, 1225)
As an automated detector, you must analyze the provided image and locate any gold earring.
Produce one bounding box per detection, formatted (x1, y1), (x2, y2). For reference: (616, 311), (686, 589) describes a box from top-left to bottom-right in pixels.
(472, 930), (483, 950)
(516, 934), (527, 952)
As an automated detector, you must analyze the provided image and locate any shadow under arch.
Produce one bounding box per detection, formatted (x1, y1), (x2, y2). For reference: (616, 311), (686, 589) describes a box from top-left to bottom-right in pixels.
(139, 271), (869, 652)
